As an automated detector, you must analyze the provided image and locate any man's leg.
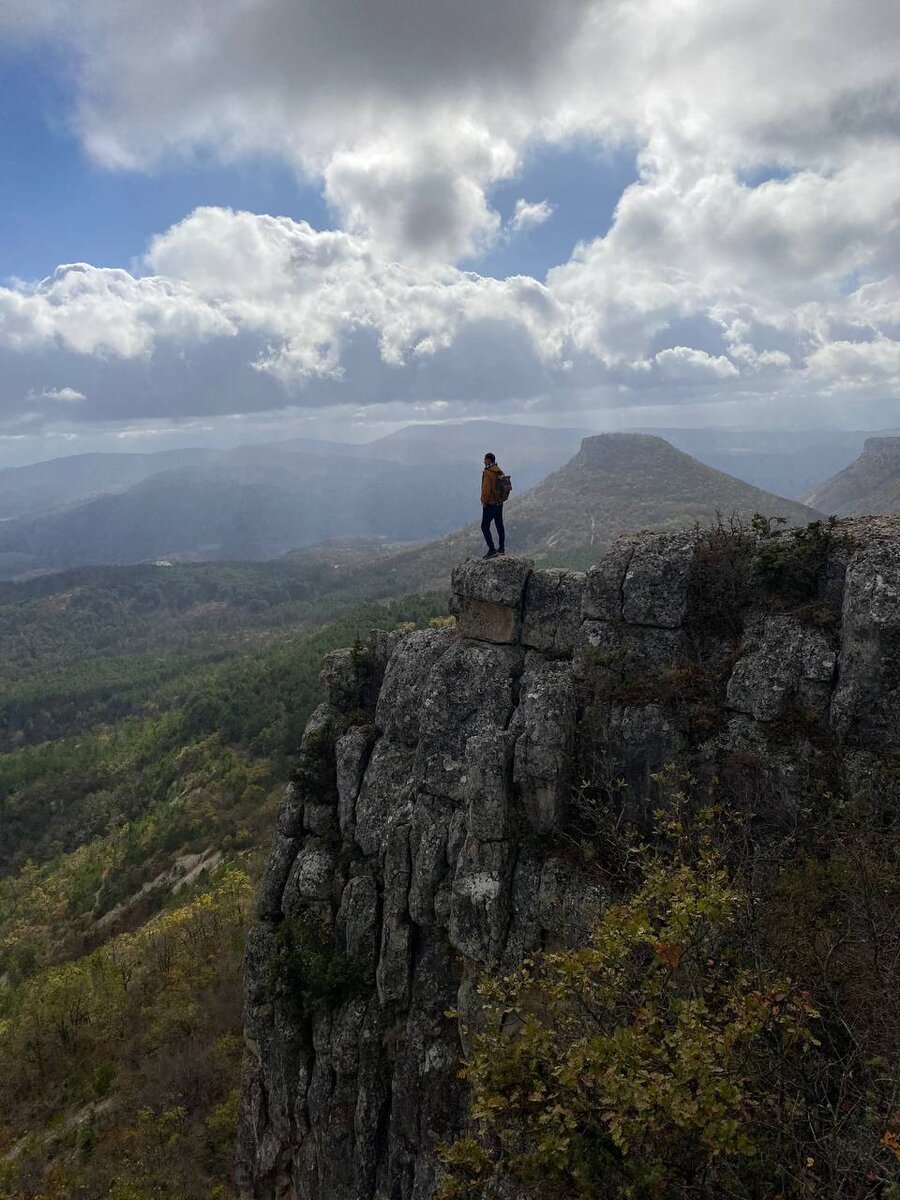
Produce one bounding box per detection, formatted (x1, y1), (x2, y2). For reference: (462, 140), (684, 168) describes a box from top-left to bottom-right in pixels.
(495, 506), (505, 553)
(481, 506), (496, 553)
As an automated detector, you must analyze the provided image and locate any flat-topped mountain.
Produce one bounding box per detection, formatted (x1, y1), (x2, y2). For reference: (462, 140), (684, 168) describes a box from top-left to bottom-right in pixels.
(804, 436), (900, 515)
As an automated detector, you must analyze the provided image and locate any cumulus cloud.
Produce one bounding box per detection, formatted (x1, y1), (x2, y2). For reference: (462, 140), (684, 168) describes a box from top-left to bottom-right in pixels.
(654, 347), (739, 382)
(35, 386), (86, 403)
(509, 199), (555, 235)
(1, 0), (899, 436)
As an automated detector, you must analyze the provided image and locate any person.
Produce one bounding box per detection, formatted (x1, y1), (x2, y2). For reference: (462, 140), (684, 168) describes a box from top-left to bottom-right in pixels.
(480, 452), (506, 558)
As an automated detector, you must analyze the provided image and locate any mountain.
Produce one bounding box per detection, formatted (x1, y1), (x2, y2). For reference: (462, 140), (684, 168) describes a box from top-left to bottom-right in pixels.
(0, 450), (476, 576)
(280, 419), (590, 489)
(0, 423), (591, 577)
(0, 447), (217, 520)
(803, 436), (900, 515)
(348, 433), (823, 594)
(642, 427), (895, 499)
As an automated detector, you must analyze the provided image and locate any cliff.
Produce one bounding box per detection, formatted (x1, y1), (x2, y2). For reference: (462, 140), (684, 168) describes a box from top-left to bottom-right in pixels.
(237, 516), (900, 1199)
(804, 435), (900, 515)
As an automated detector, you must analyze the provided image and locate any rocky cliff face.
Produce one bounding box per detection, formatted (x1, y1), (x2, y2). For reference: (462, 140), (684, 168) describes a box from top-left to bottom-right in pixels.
(804, 435), (900, 515)
(237, 517), (900, 1200)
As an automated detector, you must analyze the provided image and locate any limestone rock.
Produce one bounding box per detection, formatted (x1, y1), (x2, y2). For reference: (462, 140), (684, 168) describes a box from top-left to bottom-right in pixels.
(449, 555), (533, 643)
(337, 873), (380, 976)
(464, 729), (516, 841)
(582, 538), (637, 621)
(414, 640), (520, 802)
(354, 738), (416, 857)
(622, 534), (695, 627)
(449, 836), (515, 965)
(511, 657), (576, 832)
(335, 724), (376, 841)
(283, 846), (337, 911)
(241, 518), (900, 1200)
(275, 781), (304, 838)
(376, 628), (452, 746)
(376, 824), (412, 1008)
(832, 545), (900, 745)
(727, 614), (836, 721)
(256, 833), (301, 919)
(521, 568), (586, 655)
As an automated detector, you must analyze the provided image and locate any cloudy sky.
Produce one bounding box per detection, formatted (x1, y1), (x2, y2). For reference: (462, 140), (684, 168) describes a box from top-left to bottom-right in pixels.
(0, 0), (898, 465)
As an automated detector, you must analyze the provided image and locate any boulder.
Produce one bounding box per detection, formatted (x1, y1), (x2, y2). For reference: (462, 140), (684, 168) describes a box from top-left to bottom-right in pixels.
(449, 555), (533, 643)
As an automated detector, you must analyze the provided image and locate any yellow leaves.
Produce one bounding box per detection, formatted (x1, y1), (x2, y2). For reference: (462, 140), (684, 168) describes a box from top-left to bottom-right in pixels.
(654, 941), (683, 973)
(883, 1126), (900, 1164)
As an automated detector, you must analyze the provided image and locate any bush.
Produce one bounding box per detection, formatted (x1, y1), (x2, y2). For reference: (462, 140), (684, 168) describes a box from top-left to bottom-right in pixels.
(439, 774), (900, 1200)
(269, 911), (368, 1024)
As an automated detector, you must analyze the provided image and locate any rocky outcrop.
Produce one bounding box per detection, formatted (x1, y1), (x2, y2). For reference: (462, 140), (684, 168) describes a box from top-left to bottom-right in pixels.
(237, 517), (900, 1200)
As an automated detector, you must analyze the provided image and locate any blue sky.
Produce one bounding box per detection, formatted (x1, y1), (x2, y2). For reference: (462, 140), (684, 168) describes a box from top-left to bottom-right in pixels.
(0, 0), (897, 467)
(0, 42), (637, 285)
(0, 43), (332, 281)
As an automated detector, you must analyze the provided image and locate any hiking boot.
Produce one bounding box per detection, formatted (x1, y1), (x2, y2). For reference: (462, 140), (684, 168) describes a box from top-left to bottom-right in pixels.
(482, 549), (497, 558)
(496, 549), (506, 555)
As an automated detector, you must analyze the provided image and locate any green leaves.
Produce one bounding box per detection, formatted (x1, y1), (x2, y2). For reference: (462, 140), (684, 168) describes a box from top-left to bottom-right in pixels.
(439, 806), (815, 1200)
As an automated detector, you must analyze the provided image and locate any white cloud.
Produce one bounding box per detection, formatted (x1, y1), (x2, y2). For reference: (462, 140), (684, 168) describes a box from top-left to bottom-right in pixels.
(1, 0), (900, 433)
(509, 199), (555, 235)
(37, 386), (86, 403)
(654, 347), (739, 382)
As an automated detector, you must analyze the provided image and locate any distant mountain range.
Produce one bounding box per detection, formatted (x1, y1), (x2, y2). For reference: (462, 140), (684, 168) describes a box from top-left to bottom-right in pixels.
(0, 422), (591, 578)
(0, 421), (887, 581)
(0, 421), (589, 522)
(803, 436), (900, 515)
(320, 433), (823, 596)
(639, 427), (900, 499)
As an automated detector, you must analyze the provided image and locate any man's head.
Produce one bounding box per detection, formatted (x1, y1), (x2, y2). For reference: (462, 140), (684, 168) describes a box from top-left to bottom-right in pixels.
(484, 452), (496, 467)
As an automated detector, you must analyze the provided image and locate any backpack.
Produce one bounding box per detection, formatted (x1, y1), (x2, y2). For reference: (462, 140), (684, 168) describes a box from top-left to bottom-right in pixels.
(496, 473), (512, 503)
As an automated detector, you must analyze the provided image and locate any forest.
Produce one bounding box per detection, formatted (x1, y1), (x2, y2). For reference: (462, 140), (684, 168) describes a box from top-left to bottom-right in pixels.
(0, 560), (446, 1198)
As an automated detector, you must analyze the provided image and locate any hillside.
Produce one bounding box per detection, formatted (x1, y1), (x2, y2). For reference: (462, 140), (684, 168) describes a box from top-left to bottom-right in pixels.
(0, 452), (475, 576)
(804, 435), (900, 514)
(0, 422), (588, 575)
(0, 582), (448, 1198)
(645, 427), (890, 498)
(344, 433), (823, 594)
(0, 447), (216, 520)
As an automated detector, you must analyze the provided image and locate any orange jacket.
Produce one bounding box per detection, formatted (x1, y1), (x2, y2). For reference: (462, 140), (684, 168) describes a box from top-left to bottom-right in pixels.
(481, 463), (504, 506)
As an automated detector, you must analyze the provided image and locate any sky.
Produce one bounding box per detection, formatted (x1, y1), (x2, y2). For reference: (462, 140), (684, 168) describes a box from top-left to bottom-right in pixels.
(0, 0), (898, 466)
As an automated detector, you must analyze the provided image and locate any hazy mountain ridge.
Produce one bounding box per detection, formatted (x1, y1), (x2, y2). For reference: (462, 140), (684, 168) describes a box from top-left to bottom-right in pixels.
(336, 433), (823, 596)
(803, 436), (900, 515)
(0, 423), (591, 577)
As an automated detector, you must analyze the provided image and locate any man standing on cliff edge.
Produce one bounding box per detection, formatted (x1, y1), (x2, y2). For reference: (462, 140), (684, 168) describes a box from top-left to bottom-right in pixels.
(480, 452), (506, 558)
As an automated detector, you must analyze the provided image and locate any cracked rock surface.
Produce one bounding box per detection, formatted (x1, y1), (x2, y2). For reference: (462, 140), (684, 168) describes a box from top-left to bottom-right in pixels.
(238, 520), (900, 1199)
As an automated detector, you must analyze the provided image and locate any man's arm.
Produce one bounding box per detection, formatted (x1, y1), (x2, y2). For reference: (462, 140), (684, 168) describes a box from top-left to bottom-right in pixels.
(480, 469), (491, 505)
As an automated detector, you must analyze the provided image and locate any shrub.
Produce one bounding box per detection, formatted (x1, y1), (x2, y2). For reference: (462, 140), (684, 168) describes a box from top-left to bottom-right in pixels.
(269, 911), (368, 1023)
(439, 801), (817, 1200)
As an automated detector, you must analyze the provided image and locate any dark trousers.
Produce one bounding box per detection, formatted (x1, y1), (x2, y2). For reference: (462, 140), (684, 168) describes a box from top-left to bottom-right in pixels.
(481, 504), (505, 552)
